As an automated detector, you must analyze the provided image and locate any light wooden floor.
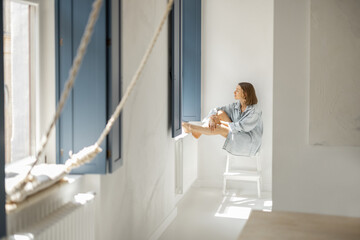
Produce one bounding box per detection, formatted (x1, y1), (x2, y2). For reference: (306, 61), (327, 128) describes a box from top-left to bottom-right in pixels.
(239, 210), (360, 240)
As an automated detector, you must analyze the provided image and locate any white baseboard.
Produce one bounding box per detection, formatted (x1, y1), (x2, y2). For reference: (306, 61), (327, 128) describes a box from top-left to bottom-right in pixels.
(148, 207), (177, 240)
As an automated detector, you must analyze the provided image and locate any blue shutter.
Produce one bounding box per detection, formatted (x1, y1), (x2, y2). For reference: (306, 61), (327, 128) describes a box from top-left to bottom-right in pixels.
(57, 0), (73, 168)
(56, 0), (107, 174)
(0, 0), (7, 236)
(107, 0), (122, 172)
(182, 0), (201, 121)
(172, 0), (182, 137)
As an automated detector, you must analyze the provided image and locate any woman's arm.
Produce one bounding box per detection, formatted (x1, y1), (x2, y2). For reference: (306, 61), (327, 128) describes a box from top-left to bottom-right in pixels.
(220, 120), (229, 127)
(203, 104), (233, 122)
(229, 111), (261, 133)
(205, 105), (234, 131)
(208, 110), (233, 131)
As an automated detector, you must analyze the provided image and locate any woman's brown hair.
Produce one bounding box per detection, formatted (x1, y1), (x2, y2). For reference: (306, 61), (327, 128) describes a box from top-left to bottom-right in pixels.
(239, 82), (258, 105)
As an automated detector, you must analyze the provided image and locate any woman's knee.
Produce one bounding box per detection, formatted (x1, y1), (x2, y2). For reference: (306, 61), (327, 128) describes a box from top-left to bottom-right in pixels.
(217, 110), (231, 121)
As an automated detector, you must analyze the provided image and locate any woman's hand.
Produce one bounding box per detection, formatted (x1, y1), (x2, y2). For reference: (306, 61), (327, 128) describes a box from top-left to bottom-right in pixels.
(209, 115), (219, 131)
(209, 119), (216, 131)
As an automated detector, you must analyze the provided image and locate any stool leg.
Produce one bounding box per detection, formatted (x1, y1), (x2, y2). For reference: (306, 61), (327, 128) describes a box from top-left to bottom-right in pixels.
(223, 155), (230, 195)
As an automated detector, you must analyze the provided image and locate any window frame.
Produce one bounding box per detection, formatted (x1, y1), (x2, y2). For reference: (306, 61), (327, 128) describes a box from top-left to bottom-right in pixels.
(1, 0), (7, 237)
(171, 0), (182, 138)
(106, 0), (122, 172)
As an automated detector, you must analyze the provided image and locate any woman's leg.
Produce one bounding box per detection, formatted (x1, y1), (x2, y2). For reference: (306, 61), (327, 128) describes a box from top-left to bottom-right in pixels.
(187, 110), (231, 139)
(217, 110), (232, 122)
(182, 122), (229, 138)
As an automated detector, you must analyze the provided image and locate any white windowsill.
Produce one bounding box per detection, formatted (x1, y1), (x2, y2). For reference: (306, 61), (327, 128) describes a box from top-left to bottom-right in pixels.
(174, 132), (189, 141)
(6, 174), (83, 214)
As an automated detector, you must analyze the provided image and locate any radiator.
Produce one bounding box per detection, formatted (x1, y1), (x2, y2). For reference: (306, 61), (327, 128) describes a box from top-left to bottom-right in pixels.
(7, 193), (96, 240)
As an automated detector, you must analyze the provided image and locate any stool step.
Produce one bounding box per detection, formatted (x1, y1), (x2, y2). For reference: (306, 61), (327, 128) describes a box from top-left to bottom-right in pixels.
(224, 171), (260, 177)
(224, 171), (260, 181)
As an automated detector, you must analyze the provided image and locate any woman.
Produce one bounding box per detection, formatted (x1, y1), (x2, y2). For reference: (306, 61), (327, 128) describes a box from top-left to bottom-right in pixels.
(182, 82), (263, 156)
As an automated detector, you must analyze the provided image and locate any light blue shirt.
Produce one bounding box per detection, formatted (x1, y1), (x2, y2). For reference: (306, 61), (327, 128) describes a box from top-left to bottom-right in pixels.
(204, 102), (263, 156)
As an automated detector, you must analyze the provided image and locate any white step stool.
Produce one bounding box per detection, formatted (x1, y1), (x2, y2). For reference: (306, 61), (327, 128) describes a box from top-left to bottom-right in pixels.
(223, 151), (262, 197)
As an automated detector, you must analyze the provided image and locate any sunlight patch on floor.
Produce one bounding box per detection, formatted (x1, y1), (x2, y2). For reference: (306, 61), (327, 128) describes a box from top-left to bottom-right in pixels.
(215, 205), (252, 219)
(215, 193), (272, 219)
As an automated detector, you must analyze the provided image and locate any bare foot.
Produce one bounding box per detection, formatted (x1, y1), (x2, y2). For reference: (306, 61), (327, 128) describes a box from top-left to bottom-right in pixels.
(192, 132), (201, 139)
(182, 122), (191, 133)
(182, 122), (201, 139)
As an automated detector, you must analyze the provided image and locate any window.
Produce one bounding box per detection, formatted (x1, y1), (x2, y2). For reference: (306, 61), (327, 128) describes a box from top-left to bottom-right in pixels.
(171, 0), (201, 138)
(0, 0), (122, 170)
(3, 0), (38, 164)
(0, 0), (121, 236)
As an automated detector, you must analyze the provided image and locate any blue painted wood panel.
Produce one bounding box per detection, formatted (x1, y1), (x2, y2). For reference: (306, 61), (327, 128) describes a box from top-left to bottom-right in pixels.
(0, 0), (7, 236)
(172, 0), (182, 137)
(58, 0), (74, 166)
(182, 0), (201, 121)
(57, 0), (107, 174)
(107, 0), (122, 172)
(72, 0), (106, 174)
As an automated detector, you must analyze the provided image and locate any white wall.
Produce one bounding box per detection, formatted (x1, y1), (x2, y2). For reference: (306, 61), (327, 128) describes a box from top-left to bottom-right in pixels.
(179, 137), (198, 195)
(309, 0), (360, 146)
(273, 0), (360, 217)
(97, 0), (179, 239)
(197, 0), (273, 191)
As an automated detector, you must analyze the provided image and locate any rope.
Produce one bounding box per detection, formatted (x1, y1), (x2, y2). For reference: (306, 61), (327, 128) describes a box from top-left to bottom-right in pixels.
(65, 144), (102, 172)
(7, 0), (104, 196)
(7, 0), (175, 200)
